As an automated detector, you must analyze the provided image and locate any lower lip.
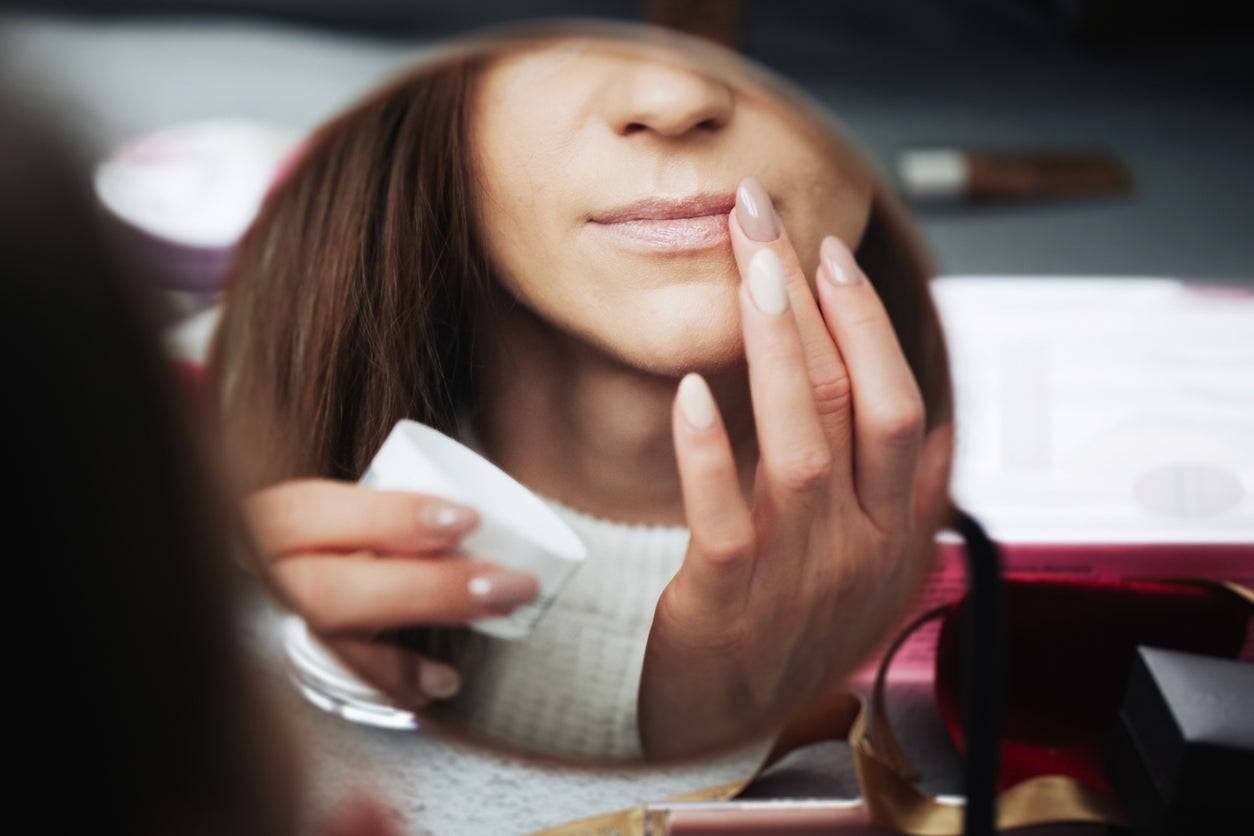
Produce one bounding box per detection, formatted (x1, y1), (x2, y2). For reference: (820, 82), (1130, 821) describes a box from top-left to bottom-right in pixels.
(589, 214), (731, 252)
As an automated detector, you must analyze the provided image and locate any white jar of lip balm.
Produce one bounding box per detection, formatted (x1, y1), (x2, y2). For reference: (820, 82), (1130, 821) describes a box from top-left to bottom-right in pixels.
(281, 419), (587, 727)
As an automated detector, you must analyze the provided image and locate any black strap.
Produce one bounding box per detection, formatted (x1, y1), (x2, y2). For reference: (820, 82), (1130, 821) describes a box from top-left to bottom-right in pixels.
(953, 509), (1005, 836)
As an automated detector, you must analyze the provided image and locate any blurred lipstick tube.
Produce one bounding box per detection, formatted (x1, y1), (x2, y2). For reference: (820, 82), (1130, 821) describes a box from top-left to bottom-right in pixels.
(897, 147), (1134, 203)
(644, 800), (895, 835)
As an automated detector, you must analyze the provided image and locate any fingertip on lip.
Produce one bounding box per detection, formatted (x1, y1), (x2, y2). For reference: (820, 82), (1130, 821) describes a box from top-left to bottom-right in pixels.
(734, 177), (780, 243)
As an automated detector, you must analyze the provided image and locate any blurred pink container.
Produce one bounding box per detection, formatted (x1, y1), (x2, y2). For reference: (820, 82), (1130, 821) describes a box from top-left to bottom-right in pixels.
(94, 119), (302, 293)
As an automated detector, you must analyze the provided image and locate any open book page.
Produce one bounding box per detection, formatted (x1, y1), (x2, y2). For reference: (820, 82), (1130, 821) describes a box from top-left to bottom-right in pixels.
(872, 277), (1254, 681)
(937, 277), (1253, 544)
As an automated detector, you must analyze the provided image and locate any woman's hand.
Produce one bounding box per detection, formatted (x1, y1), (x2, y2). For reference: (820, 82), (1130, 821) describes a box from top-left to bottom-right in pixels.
(246, 479), (539, 707)
(639, 179), (954, 759)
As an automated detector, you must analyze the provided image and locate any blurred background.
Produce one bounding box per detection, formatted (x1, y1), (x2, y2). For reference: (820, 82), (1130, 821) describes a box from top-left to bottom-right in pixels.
(4, 0), (1253, 281)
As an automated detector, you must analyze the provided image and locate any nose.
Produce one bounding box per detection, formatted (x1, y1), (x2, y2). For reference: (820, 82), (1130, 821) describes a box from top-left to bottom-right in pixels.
(602, 59), (734, 138)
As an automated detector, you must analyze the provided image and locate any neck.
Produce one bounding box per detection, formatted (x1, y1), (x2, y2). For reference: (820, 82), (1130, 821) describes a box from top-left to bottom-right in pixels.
(474, 301), (756, 526)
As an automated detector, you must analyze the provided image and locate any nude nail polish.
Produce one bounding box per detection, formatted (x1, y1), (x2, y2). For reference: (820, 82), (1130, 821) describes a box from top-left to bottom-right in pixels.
(469, 570), (539, 611)
(820, 235), (861, 285)
(748, 249), (789, 314)
(419, 664), (461, 700)
(362, 420), (585, 640)
(736, 178), (780, 242)
(421, 501), (477, 533)
(677, 373), (716, 430)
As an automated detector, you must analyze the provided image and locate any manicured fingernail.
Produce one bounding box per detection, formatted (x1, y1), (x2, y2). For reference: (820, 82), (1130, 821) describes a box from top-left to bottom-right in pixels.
(468, 570), (539, 611)
(419, 663), (461, 700)
(735, 178), (780, 242)
(820, 235), (862, 286)
(747, 249), (789, 315)
(421, 502), (477, 533)
(677, 373), (716, 430)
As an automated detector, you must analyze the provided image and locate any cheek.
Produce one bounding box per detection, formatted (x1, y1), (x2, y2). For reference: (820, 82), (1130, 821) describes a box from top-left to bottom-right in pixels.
(777, 168), (873, 278)
(737, 114), (874, 275)
(472, 109), (577, 302)
(473, 160), (573, 322)
(476, 197), (588, 339)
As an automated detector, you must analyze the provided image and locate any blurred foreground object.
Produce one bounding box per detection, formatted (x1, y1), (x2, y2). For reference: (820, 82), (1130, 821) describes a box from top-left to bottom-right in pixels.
(3, 99), (298, 836)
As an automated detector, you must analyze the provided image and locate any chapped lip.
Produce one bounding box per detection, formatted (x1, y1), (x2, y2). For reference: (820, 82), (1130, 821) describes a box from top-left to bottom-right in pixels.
(589, 193), (736, 224)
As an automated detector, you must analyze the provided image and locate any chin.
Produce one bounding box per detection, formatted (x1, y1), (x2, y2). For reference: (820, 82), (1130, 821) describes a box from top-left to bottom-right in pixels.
(604, 298), (747, 378)
(637, 335), (746, 378)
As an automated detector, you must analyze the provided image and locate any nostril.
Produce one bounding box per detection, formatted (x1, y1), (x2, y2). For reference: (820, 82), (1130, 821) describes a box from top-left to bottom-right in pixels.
(621, 117), (721, 136)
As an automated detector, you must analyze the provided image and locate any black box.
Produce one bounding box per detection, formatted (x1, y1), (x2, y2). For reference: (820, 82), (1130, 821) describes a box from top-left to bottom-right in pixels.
(1108, 646), (1254, 835)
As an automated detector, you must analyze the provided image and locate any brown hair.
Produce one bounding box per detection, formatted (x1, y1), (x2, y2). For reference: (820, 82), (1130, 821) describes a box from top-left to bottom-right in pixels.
(210, 53), (492, 491)
(859, 189), (953, 430)
(210, 44), (951, 493)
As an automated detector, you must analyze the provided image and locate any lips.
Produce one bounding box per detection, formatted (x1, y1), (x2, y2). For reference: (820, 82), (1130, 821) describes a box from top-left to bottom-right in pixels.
(591, 194), (736, 224)
(588, 194), (735, 252)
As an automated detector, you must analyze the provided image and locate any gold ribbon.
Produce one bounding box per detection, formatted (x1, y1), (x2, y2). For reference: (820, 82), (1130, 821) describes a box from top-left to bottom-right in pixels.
(850, 610), (1125, 833)
(530, 581), (1252, 835)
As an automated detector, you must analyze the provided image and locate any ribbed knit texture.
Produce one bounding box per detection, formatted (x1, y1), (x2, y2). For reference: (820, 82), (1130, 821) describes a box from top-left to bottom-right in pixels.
(450, 500), (689, 759)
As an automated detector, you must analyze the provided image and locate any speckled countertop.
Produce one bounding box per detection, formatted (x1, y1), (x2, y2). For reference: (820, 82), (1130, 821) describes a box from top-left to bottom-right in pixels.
(244, 585), (962, 836)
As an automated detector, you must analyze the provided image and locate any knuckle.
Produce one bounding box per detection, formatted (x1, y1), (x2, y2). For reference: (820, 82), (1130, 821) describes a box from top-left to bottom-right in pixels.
(873, 401), (925, 448)
(810, 369), (853, 419)
(705, 623), (753, 658)
(845, 304), (881, 331)
(698, 525), (755, 566)
(816, 552), (882, 600)
(771, 445), (833, 493)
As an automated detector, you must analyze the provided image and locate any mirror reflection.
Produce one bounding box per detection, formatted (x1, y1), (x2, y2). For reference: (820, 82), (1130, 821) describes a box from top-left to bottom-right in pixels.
(212, 23), (954, 762)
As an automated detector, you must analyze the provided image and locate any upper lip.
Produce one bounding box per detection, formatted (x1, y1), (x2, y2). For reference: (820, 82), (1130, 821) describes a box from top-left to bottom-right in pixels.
(590, 193), (736, 224)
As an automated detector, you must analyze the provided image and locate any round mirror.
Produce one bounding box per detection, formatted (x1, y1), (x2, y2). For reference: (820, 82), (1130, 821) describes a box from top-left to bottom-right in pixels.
(211, 20), (954, 765)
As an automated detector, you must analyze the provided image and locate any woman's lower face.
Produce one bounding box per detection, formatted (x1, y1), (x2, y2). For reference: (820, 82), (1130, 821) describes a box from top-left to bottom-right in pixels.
(470, 38), (874, 377)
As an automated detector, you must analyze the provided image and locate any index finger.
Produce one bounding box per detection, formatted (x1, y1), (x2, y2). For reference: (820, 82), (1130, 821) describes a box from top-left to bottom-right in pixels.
(730, 179), (853, 452)
(246, 478), (479, 558)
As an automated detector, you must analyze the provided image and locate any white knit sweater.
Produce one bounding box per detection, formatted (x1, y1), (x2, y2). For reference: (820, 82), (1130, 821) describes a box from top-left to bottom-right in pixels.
(450, 500), (690, 759)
